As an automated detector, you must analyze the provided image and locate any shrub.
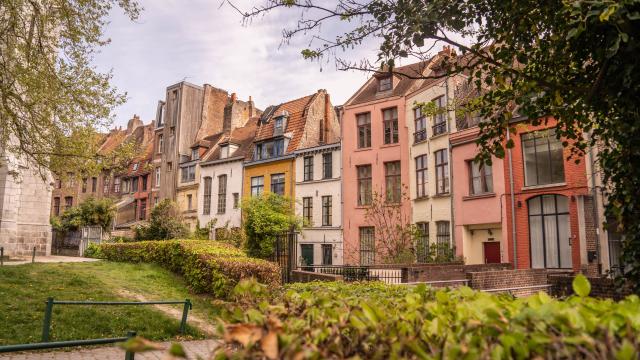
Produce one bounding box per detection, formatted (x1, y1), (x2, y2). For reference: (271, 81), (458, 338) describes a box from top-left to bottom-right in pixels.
(95, 240), (280, 298)
(83, 243), (103, 258)
(51, 197), (116, 232)
(135, 200), (189, 240)
(215, 276), (640, 359)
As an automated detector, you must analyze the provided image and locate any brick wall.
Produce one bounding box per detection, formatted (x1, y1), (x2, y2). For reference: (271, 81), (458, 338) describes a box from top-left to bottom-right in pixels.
(467, 269), (550, 297)
(291, 270), (343, 283)
(548, 274), (632, 300)
(407, 263), (512, 282)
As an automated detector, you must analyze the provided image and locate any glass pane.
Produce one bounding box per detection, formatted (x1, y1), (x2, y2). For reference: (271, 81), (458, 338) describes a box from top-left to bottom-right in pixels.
(558, 214), (572, 268)
(528, 196), (542, 215)
(523, 138), (538, 185)
(556, 195), (569, 213)
(549, 138), (565, 183)
(529, 216), (544, 268)
(536, 138), (552, 184)
(542, 195), (556, 214)
(544, 215), (559, 268)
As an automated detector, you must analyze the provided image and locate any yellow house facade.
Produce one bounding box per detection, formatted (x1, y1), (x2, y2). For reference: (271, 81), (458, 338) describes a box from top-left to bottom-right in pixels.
(242, 156), (296, 200)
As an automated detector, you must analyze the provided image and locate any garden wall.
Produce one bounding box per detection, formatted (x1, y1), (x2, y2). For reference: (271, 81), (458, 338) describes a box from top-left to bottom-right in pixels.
(291, 270), (343, 283)
(406, 263), (512, 282)
(548, 274), (633, 300)
(467, 268), (550, 297)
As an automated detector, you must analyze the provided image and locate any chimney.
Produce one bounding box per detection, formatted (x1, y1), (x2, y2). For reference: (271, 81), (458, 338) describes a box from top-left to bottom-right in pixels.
(248, 96), (254, 117)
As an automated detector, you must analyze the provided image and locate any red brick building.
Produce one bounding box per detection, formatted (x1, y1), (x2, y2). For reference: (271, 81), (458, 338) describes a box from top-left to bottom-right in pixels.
(504, 117), (598, 274)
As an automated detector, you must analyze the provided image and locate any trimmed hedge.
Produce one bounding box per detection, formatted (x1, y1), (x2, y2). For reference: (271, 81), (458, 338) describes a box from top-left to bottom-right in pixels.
(214, 278), (640, 359)
(94, 240), (280, 298)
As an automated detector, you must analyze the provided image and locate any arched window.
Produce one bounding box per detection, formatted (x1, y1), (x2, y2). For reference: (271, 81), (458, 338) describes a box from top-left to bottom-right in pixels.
(528, 194), (572, 269)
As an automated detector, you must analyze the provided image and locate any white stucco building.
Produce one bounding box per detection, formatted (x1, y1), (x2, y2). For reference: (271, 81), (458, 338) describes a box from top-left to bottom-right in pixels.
(294, 142), (343, 266)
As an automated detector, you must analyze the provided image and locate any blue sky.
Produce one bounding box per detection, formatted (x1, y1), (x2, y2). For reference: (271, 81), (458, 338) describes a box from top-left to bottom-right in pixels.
(92, 0), (378, 128)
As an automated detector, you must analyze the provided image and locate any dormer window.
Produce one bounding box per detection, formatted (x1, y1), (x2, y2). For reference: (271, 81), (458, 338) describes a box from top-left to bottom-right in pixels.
(378, 76), (392, 92)
(132, 162), (139, 171)
(274, 116), (286, 136)
(191, 148), (199, 161)
(220, 144), (229, 159)
(254, 138), (285, 160)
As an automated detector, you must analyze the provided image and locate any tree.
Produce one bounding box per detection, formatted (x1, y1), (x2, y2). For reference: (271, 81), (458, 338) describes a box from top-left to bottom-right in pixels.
(134, 199), (189, 240)
(242, 193), (301, 259)
(233, 0), (640, 291)
(1, 0), (141, 177)
(52, 197), (115, 232)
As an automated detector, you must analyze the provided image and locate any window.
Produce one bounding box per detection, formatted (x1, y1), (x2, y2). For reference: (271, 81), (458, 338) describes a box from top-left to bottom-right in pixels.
(155, 168), (161, 187)
(131, 177), (139, 192)
(251, 176), (264, 196)
(270, 173), (285, 195)
(319, 119), (325, 143)
(415, 155), (428, 198)
(103, 177), (110, 194)
(157, 134), (164, 154)
(384, 161), (401, 203)
(322, 244), (333, 265)
(191, 148), (200, 160)
(522, 129), (565, 186)
(55, 179), (62, 189)
(157, 103), (165, 127)
(359, 227), (375, 265)
(432, 96), (447, 135)
(181, 165), (196, 182)
(113, 177), (120, 193)
(414, 107), (427, 143)
(357, 113), (371, 148)
(217, 175), (227, 214)
(274, 116), (285, 135)
(203, 177), (212, 215)
(322, 153), (332, 179)
(357, 165), (372, 206)
(141, 175), (148, 191)
(132, 162), (139, 171)
(528, 195), (572, 269)
(122, 179), (130, 193)
(383, 107), (399, 144)
(220, 145), (229, 159)
(53, 197), (61, 216)
(378, 76), (392, 91)
(302, 197), (313, 226)
(436, 221), (451, 254)
(232, 193), (239, 208)
(303, 156), (313, 181)
(435, 149), (449, 194)
(154, 196), (158, 206)
(139, 199), (146, 220)
(66, 173), (75, 188)
(167, 162), (173, 172)
(187, 194), (193, 210)
(322, 196), (332, 226)
(255, 139), (285, 160)
(64, 196), (73, 210)
(469, 161), (493, 195)
(91, 177), (97, 192)
(416, 222), (429, 263)
(82, 178), (87, 193)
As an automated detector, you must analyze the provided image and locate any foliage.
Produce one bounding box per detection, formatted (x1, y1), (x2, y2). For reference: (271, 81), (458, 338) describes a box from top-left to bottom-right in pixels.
(242, 193), (301, 259)
(0, 0), (142, 177)
(134, 200), (189, 241)
(424, 242), (461, 264)
(94, 240), (280, 298)
(82, 243), (103, 258)
(51, 197), (115, 232)
(213, 277), (639, 359)
(191, 220), (210, 240)
(0, 262), (202, 345)
(236, 0), (640, 291)
(363, 189), (417, 264)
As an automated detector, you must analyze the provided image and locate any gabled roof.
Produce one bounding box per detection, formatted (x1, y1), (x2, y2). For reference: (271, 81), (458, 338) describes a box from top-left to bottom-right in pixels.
(201, 117), (259, 163)
(253, 93), (317, 153)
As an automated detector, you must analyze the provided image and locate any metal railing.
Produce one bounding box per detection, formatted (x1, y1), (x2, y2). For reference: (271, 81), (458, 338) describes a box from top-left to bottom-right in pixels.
(432, 121), (447, 136)
(413, 129), (427, 143)
(41, 297), (192, 342)
(0, 332), (137, 359)
(299, 265), (408, 284)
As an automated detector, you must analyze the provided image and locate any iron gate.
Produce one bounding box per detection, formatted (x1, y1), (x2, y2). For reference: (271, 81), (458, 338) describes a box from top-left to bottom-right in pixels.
(271, 231), (298, 283)
(52, 226), (102, 256)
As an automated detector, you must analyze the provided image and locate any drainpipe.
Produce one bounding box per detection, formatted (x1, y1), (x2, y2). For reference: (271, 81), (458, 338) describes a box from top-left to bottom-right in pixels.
(506, 130), (518, 269)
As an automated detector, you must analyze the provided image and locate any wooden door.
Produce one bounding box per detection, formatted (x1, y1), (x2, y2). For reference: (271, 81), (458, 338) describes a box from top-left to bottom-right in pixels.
(483, 242), (501, 264)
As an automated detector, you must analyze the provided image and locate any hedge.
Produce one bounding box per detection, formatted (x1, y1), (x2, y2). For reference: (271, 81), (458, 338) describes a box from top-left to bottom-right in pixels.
(92, 240), (280, 298)
(214, 277), (640, 359)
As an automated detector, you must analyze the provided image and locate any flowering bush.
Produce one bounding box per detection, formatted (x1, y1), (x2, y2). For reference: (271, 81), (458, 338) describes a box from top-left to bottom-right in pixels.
(93, 240), (280, 298)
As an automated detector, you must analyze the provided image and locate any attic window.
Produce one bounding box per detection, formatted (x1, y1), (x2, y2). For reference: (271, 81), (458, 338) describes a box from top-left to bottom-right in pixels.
(191, 148), (199, 161)
(220, 144), (229, 159)
(274, 116), (286, 136)
(132, 162), (139, 171)
(378, 76), (392, 92)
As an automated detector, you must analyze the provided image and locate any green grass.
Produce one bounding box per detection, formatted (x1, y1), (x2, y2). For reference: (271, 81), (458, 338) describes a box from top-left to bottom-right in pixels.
(0, 261), (223, 345)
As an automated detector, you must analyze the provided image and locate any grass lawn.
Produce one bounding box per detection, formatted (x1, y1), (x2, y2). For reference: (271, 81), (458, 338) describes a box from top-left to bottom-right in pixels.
(0, 261), (223, 345)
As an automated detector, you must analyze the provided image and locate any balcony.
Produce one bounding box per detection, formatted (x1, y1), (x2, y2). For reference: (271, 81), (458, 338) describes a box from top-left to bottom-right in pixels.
(414, 129), (427, 143)
(432, 121), (447, 136)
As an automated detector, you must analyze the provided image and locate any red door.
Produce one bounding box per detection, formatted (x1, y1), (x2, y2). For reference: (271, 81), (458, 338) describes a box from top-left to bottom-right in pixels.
(483, 242), (501, 264)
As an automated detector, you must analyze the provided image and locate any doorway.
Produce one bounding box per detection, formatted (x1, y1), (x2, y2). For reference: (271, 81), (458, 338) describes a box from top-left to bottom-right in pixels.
(300, 244), (314, 271)
(483, 242), (501, 264)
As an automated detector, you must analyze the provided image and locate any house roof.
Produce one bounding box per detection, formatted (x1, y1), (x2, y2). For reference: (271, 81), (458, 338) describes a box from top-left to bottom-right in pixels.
(253, 93), (317, 153)
(346, 59), (436, 106)
(201, 117), (259, 163)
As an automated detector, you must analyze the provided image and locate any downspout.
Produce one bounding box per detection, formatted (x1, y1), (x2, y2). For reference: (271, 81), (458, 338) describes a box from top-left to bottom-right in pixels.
(506, 130), (518, 269)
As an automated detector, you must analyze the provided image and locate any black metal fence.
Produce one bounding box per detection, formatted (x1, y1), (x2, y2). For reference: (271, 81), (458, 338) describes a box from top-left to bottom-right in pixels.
(297, 265), (408, 284)
(0, 333), (137, 359)
(271, 232), (298, 284)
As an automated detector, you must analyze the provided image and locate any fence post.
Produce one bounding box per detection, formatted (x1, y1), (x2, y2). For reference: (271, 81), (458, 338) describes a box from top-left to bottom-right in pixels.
(124, 331), (137, 360)
(32, 247), (36, 263)
(41, 297), (54, 342)
(179, 299), (191, 334)
(401, 267), (409, 283)
(1, 247), (4, 266)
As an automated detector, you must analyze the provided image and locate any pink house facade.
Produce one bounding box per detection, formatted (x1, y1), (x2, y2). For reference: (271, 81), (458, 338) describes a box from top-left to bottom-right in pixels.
(450, 126), (508, 264)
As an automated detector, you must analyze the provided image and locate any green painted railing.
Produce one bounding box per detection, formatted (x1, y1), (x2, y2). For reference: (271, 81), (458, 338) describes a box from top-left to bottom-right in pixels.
(41, 297), (192, 342)
(0, 331), (137, 359)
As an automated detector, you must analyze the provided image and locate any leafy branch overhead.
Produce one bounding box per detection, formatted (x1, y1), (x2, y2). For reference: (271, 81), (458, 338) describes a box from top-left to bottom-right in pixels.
(232, 0), (640, 292)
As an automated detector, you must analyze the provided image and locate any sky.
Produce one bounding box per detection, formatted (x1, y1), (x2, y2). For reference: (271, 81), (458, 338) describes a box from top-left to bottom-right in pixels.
(92, 0), (380, 128)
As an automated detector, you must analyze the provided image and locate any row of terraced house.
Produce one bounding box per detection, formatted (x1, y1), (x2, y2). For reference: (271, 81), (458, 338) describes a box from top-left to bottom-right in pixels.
(49, 48), (623, 275)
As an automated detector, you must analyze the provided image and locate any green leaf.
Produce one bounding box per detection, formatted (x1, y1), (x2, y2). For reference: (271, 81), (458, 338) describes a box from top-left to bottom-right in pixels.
(572, 274), (591, 297)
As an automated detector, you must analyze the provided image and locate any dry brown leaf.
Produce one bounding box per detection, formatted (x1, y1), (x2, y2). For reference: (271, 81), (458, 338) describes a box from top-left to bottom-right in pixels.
(261, 331), (279, 360)
(224, 324), (263, 347)
(267, 315), (283, 330)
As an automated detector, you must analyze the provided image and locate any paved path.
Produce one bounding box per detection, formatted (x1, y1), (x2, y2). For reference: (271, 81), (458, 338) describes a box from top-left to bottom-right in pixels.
(0, 339), (220, 360)
(2, 256), (100, 266)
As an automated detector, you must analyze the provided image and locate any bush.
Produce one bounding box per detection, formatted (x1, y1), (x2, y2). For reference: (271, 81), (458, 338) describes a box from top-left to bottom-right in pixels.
(95, 240), (280, 298)
(135, 200), (189, 240)
(83, 243), (103, 258)
(215, 276), (640, 359)
(51, 197), (116, 232)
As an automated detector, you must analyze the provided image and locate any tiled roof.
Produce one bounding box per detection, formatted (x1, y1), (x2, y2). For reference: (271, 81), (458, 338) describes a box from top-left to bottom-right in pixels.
(253, 93), (317, 153)
(347, 59), (436, 106)
(201, 117), (259, 162)
(97, 130), (127, 155)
